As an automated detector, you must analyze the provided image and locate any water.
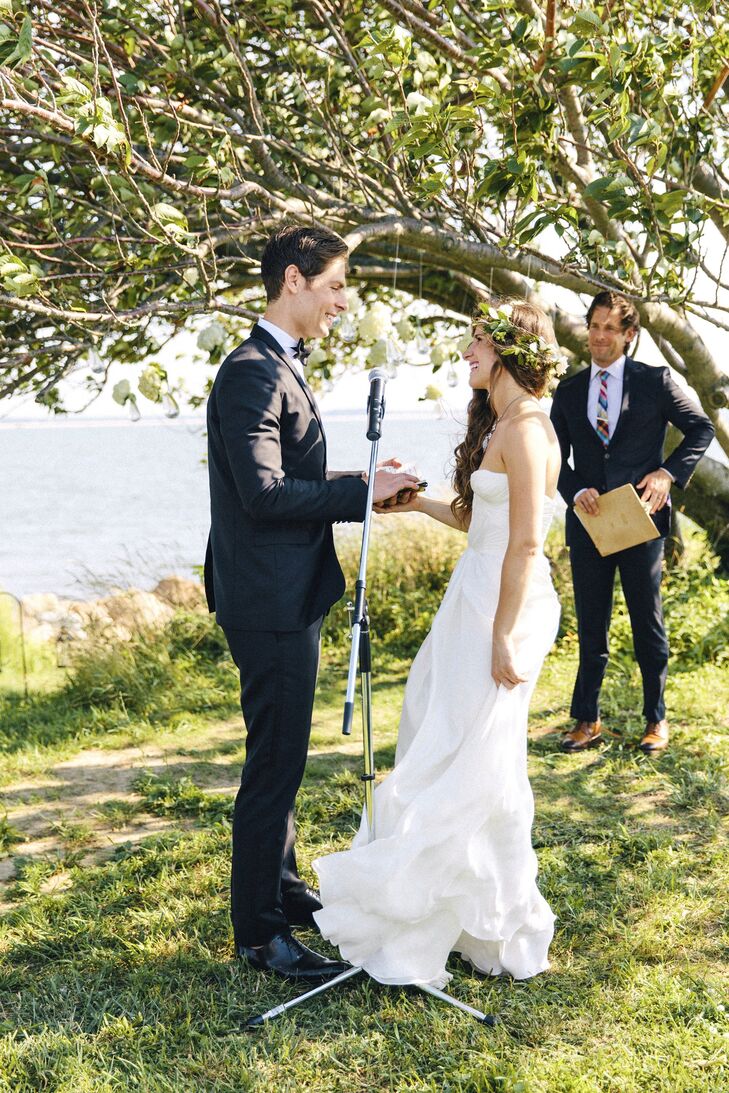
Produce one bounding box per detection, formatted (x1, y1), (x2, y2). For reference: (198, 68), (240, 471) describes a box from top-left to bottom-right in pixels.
(0, 411), (465, 598)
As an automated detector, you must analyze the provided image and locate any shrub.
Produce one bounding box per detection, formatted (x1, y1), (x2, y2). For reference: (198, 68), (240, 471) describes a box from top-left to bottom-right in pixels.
(64, 613), (236, 716)
(325, 517), (464, 658)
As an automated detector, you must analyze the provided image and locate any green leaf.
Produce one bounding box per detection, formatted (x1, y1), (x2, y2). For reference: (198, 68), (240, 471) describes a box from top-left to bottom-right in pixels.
(92, 124), (110, 148)
(3, 12), (32, 67)
(151, 202), (187, 225)
(60, 75), (92, 100)
(572, 10), (607, 36)
(583, 175), (631, 200)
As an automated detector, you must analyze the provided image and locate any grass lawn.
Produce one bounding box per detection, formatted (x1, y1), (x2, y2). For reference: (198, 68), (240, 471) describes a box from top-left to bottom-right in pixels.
(1, 638), (727, 1092)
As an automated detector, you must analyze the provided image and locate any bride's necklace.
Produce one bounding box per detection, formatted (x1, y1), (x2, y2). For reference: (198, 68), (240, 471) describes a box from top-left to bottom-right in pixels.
(481, 394), (536, 451)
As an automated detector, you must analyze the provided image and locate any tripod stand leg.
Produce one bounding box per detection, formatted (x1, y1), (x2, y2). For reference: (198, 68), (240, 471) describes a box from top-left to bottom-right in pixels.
(417, 983), (497, 1026)
(245, 966), (363, 1029)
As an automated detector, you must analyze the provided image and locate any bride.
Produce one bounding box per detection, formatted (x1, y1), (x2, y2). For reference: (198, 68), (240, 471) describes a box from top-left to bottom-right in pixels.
(313, 300), (565, 988)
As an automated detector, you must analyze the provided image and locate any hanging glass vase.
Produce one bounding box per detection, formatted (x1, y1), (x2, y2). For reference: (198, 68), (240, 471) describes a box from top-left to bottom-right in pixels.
(163, 391), (180, 419)
(385, 337), (405, 378)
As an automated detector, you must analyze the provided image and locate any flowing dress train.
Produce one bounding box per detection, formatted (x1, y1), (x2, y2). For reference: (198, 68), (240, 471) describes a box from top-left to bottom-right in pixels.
(313, 469), (561, 988)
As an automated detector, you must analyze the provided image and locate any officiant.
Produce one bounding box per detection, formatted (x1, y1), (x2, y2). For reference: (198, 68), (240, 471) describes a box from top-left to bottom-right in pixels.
(550, 290), (714, 755)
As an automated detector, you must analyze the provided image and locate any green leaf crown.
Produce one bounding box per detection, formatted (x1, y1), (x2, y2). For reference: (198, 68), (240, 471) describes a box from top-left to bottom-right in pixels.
(476, 303), (569, 380)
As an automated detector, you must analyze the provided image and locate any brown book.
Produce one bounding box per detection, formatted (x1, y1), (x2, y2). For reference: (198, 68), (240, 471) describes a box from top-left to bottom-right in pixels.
(574, 483), (660, 556)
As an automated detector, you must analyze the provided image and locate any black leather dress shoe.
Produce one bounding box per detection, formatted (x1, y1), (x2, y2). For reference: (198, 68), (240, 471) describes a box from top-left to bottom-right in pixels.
(238, 932), (351, 983)
(283, 886), (323, 928)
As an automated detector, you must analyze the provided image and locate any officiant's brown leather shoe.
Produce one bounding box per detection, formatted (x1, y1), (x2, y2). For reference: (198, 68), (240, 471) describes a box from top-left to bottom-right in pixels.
(560, 719), (603, 752)
(639, 720), (669, 754)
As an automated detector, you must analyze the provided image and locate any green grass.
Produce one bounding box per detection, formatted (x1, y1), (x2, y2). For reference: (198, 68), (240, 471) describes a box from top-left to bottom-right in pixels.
(1, 521), (727, 1091)
(1, 651), (727, 1091)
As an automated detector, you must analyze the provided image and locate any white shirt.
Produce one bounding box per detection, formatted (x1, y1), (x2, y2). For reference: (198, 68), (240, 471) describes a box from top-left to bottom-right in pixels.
(257, 318), (306, 382)
(574, 354), (673, 501)
(587, 355), (625, 438)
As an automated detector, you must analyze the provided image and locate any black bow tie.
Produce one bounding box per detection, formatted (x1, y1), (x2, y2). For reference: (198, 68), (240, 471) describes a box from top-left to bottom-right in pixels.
(293, 338), (310, 363)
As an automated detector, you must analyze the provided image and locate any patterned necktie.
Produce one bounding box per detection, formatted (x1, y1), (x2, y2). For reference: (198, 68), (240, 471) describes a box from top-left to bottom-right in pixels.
(293, 338), (310, 364)
(595, 369), (610, 446)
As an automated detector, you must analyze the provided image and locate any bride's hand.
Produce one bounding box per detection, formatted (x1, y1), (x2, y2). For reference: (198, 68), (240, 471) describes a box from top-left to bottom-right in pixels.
(374, 491), (423, 514)
(491, 634), (527, 689)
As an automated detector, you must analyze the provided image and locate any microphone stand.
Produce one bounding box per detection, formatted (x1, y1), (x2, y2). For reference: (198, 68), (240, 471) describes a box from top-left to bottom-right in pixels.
(245, 375), (495, 1031)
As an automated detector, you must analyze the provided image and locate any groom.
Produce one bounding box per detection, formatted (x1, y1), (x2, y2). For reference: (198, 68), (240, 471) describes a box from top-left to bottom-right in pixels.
(204, 224), (418, 983)
(550, 290), (714, 755)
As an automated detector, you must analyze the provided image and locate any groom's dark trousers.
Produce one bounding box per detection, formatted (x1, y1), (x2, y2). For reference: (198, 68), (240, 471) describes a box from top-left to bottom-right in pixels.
(551, 358), (713, 723)
(204, 325), (367, 947)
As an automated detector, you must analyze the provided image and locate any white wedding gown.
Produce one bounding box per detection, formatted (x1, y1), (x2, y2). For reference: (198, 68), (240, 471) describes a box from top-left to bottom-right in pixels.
(313, 469), (561, 988)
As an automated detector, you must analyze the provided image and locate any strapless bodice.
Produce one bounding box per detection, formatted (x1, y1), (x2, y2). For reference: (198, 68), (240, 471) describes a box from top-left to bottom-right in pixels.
(467, 469), (556, 554)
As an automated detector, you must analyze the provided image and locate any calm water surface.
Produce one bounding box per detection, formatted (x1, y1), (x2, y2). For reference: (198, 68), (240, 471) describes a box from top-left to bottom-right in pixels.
(1, 412), (465, 597)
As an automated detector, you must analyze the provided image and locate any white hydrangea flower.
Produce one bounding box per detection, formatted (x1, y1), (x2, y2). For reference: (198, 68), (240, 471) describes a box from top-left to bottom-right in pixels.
(138, 367), (162, 403)
(367, 339), (389, 367)
(197, 321), (226, 352)
(306, 346), (327, 368)
(358, 302), (392, 342)
(430, 342), (452, 366)
(395, 316), (414, 341)
(499, 304), (513, 318)
(345, 287), (364, 315)
(422, 384), (443, 401)
(112, 379), (131, 406)
(554, 356), (570, 376)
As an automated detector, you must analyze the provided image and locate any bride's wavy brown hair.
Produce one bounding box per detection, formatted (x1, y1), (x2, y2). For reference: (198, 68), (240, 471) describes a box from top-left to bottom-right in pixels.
(451, 300), (557, 526)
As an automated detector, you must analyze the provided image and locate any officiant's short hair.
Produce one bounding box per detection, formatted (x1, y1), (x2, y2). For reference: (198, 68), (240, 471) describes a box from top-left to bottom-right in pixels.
(586, 291), (640, 342)
(261, 225), (348, 301)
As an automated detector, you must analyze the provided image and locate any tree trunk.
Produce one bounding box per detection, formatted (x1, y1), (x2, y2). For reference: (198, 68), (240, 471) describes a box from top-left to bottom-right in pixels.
(672, 452), (729, 570)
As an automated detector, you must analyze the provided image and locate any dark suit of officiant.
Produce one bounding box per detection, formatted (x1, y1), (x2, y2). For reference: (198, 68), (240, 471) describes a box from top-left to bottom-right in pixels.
(550, 358), (713, 724)
(205, 324), (367, 946)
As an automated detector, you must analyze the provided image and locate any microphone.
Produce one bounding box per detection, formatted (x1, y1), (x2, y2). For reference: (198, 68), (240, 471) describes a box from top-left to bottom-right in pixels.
(366, 368), (387, 440)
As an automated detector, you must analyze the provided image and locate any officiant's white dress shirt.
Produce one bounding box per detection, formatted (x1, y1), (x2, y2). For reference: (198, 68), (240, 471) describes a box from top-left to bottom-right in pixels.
(574, 353), (672, 502)
(586, 354), (625, 438)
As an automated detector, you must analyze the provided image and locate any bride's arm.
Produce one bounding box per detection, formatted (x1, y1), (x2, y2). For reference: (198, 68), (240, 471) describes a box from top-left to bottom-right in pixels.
(491, 418), (550, 688)
(374, 492), (470, 531)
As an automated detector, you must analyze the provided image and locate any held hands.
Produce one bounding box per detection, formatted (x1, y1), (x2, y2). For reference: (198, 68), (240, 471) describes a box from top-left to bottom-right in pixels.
(374, 491), (422, 514)
(636, 468), (672, 514)
(491, 633), (527, 690)
(366, 458), (420, 506)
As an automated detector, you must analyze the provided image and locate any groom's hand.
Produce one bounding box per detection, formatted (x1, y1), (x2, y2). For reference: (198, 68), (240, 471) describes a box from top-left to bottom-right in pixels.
(369, 469), (420, 504)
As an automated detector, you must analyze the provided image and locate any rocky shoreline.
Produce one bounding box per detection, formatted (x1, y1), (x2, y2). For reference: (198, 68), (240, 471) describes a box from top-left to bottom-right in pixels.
(13, 576), (207, 647)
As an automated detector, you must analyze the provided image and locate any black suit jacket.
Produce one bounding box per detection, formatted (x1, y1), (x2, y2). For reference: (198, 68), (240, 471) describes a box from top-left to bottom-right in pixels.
(204, 325), (368, 631)
(550, 358), (714, 544)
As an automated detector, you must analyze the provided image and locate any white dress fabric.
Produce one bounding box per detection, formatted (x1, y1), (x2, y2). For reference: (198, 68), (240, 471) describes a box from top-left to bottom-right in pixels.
(313, 470), (561, 988)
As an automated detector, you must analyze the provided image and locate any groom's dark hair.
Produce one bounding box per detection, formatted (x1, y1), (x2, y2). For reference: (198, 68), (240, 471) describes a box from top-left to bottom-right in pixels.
(261, 224), (348, 302)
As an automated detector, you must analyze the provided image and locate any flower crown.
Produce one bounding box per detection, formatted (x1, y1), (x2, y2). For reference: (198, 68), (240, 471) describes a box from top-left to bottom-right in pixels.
(477, 303), (569, 378)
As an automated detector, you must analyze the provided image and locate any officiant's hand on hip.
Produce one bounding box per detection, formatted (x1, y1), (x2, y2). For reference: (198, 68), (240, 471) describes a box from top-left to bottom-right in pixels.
(636, 468), (672, 514)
